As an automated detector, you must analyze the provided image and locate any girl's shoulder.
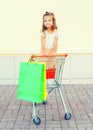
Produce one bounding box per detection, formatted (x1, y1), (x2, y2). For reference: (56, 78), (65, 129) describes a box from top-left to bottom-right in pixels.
(40, 31), (46, 37)
(40, 29), (59, 37)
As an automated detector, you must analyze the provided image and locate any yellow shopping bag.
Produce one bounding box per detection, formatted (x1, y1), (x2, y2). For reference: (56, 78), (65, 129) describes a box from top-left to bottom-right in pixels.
(44, 67), (48, 100)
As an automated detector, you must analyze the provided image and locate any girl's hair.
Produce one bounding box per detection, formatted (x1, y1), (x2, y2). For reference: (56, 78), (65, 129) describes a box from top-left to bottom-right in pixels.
(42, 11), (58, 32)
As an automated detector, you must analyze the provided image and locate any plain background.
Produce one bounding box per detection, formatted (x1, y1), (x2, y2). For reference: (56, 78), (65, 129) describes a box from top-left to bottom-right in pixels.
(0, 0), (93, 54)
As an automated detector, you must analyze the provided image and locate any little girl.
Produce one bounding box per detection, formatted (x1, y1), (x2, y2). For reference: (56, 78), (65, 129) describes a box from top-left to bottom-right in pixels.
(40, 12), (59, 69)
(40, 12), (59, 100)
(41, 11), (58, 56)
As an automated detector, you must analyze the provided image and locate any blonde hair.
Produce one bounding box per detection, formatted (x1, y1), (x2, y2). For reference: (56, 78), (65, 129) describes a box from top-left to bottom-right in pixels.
(42, 11), (58, 32)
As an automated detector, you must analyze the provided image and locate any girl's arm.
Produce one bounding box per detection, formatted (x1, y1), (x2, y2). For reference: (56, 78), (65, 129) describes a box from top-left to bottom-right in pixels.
(41, 36), (45, 54)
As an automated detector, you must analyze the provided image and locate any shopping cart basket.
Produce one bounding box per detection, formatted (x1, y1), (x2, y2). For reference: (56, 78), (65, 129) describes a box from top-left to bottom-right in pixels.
(31, 53), (71, 125)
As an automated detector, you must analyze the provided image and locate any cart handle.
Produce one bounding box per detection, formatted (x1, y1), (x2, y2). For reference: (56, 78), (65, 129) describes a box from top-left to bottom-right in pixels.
(30, 53), (68, 60)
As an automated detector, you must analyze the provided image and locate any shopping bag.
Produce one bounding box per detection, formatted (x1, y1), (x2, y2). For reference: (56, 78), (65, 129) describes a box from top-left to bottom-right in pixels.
(44, 67), (47, 100)
(17, 61), (47, 103)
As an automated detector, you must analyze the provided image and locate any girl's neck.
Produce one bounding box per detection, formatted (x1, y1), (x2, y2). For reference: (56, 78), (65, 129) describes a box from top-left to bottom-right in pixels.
(47, 28), (54, 33)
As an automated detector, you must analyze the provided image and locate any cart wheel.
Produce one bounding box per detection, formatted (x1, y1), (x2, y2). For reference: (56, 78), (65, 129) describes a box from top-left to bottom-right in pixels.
(64, 113), (71, 120)
(33, 116), (41, 125)
(34, 102), (36, 106)
(43, 100), (47, 105)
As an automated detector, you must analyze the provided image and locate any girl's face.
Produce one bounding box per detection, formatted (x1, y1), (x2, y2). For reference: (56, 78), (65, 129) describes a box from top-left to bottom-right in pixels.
(43, 15), (53, 29)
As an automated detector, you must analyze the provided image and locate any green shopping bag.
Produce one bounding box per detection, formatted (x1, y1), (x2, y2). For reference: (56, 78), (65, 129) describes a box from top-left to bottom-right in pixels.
(17, 61), (47, 103)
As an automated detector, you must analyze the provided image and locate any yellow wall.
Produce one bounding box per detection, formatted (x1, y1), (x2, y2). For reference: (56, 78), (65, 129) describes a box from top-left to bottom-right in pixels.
(0, 0), (93, 53)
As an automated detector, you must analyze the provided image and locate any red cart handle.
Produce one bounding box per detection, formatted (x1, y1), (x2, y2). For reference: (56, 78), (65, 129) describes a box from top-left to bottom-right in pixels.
(30, 53), (68, 59)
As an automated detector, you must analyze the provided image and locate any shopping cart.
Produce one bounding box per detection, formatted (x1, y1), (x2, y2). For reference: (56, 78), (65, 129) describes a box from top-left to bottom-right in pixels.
(31, 53), (71, 125)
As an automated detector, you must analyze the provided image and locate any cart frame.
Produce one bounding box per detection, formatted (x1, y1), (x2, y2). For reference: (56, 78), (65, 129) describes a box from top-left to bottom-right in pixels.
(30, 53), (71, 125)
